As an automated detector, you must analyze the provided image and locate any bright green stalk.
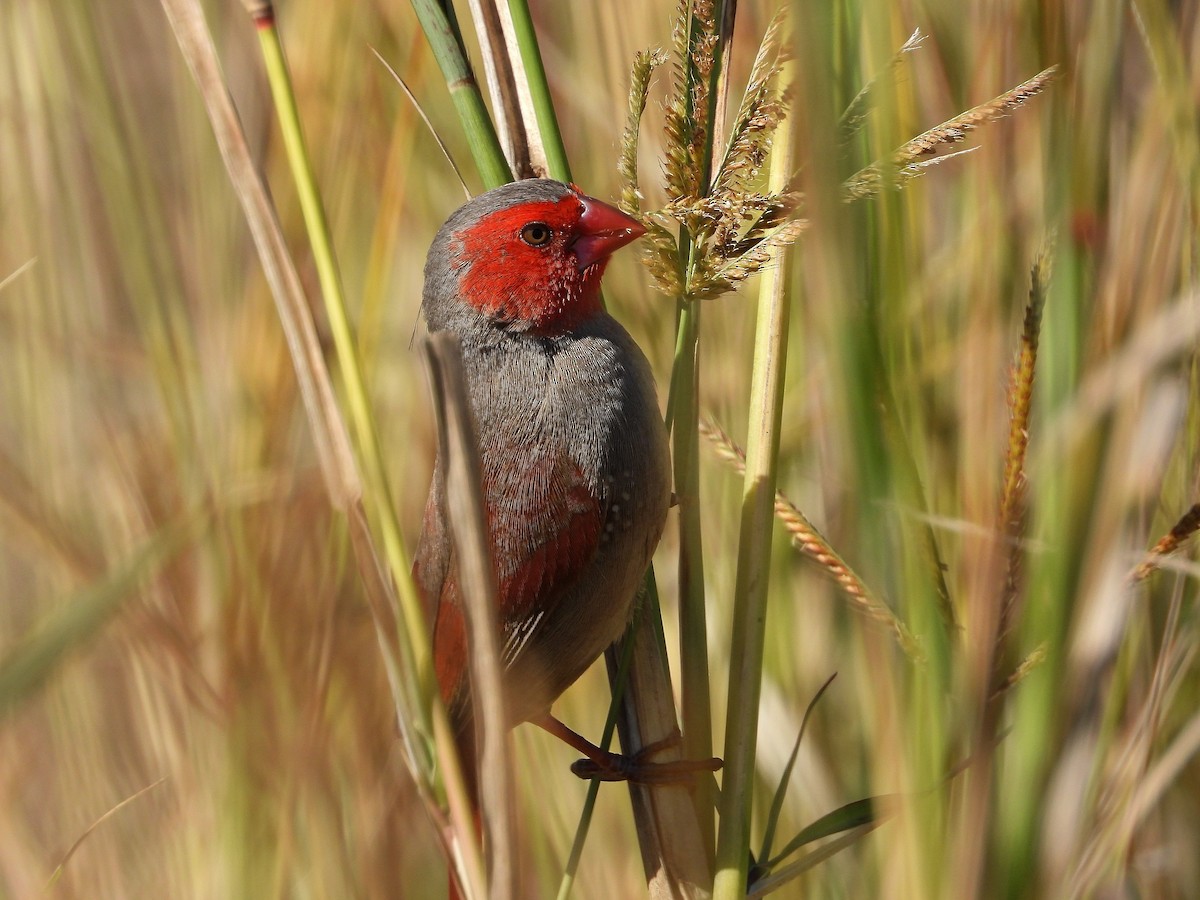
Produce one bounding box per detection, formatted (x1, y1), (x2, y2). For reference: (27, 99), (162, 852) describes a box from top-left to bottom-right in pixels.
(254, 22), (429, 694)
(506, 0), (572, 182)
(672, 290), (715, 856)
(257, 19), (495, 889)
(409, 0), (512, 188)
(712, 105), (795, 900)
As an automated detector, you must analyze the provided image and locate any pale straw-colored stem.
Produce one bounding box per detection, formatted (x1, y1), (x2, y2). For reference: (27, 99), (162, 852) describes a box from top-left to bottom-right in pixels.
(712, 84), (794, 900)
(422, 336), (514, 900)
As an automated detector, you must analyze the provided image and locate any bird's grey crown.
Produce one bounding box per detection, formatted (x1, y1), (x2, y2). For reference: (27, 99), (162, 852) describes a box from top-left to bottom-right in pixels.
(439, 178), (571, 238)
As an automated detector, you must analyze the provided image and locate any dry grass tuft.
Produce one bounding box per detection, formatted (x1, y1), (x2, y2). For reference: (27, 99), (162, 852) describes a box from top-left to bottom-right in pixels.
(844, 66), (1059, 201)
(625, 4), (803, 302)
(699, 418), (922, 663)
(1130, 503), (1200, 583)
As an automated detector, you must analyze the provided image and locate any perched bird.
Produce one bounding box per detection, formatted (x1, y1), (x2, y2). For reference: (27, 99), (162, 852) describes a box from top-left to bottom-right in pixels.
(414, 178), (672, 781)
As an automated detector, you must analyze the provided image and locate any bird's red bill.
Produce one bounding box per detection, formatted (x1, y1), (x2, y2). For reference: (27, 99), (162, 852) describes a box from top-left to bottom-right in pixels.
(571, 195), (647, 271)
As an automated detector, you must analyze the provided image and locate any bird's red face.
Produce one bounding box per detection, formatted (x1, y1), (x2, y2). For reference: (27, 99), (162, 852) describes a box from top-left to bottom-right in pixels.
(451, 187), (645, 335)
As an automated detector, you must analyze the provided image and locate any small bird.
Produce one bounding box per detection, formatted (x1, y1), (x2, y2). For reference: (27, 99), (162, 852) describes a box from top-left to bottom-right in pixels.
(414, 178), (672, 782)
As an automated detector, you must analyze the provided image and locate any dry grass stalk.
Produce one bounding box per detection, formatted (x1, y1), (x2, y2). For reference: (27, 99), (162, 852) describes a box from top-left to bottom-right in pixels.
(1129, 503), (1200, 583)
(625, 4), (803, 303)
(997, 240), (1054, 638)
(159, 0), (358, 508)
(843, 66), (1058, 201)
(707, 0), (739, 173)
(237, 0), (270, 19)
(610, 618), (715, 899)
(838, 28), (925, 145)
(421, 335), (515, 900)
(699, 418), (923, 662)
(465, 0), (546, 179)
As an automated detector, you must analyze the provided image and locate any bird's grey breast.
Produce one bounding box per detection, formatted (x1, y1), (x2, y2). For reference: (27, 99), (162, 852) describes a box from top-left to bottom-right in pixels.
(461, 317), (664, 509)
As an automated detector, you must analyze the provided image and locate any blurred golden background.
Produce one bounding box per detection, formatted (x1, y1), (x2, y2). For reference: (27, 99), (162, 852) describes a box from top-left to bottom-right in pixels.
(2, 1), (1199, 898)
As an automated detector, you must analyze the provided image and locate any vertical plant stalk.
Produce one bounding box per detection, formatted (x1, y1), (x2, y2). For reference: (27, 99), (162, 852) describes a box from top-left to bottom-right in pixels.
(409, 0), (513, 189)
(615, 577), (715, 899)
(159, 3), (480, 880)
(465, 0), (547, 178)
(256, 10), (502, 892)
(506, 0), (572, 181)
(555, 615), (641, 900)
(954, 243), (1052, 900)
(671, 0), (731, 857)
(672, 296), (714, 849)
(712, 97), (794, 900)
(251, 9), (430, 708)
(422, 335), (515, 900)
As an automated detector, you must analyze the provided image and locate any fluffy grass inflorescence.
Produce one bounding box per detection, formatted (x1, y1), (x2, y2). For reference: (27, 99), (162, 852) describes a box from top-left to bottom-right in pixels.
(627, 4), (803, 302)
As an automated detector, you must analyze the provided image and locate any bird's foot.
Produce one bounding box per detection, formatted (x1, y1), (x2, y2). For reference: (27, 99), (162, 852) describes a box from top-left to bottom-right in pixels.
(569, 732), (723, 784)
(534, 715), (722, 785)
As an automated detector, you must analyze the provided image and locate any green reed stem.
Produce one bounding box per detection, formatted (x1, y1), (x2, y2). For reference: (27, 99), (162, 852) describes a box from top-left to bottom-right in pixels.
(712, 94), (795, 900)
(250, 31), (487, 872)
(256, 12), (495, 891)
(672, 287), (715, 855)
(507, 0), (572, 181)
(668, 0), (735, 857)
(409, 0), (512, 188)
(254, 17), (430, 714)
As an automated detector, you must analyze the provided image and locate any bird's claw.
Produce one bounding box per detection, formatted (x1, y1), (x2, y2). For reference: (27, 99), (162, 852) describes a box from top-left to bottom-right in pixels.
(569, 730), (723, 785)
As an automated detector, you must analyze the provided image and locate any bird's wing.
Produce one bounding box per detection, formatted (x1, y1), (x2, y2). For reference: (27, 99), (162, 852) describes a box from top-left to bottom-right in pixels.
(491, 453), (603, 666)
(416, 450), (604, 730)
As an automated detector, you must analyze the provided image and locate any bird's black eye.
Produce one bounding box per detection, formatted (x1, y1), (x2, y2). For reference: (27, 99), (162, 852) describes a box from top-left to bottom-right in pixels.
(520, 222), (553, 247)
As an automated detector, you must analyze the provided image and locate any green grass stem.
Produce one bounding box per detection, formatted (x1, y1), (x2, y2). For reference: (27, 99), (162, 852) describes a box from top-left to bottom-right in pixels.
(409, 0), (512, 188)
(506, 0), (572, 182)
(712, 103), (794, 900)
(254, 19), (428, 700)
